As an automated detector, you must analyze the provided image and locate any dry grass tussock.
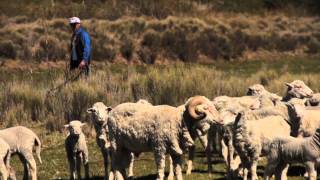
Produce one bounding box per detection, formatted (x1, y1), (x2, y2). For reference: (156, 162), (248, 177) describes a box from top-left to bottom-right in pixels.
(0, 15), (320, 63)
(1, 62), (320, 132)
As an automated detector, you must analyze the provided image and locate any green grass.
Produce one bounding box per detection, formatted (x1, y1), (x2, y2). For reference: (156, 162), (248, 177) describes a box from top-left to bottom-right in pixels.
(7, 126), (306, 180)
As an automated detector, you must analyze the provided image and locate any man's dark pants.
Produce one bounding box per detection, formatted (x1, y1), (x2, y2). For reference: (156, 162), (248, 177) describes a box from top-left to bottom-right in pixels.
(70, 60), (90, 76)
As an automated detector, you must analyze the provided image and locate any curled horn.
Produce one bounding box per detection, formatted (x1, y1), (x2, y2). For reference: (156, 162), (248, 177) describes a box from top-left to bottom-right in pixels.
(186, 96), (208, 120)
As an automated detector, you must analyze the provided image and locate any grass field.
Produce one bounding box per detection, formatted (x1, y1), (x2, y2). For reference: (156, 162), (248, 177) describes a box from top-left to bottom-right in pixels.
(2, 58), (319, 179)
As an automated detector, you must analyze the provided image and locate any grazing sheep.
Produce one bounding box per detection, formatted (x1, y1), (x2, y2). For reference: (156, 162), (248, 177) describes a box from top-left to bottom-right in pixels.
(107, 96), (222, 180)
(64, 120), (89, 180)
(264, 128), (320, 180)
(0, 126), (42, 180)
(233, 110), (291, 180)
(282, 80), (313, 101)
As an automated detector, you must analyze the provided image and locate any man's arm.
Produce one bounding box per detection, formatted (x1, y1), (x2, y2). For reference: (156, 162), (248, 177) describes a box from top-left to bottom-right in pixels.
(81, 31), (91, 63)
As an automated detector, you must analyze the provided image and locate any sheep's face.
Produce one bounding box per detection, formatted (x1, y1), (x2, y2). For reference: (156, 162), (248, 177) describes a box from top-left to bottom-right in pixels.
(285, 80), (313, 99)
(64, 120), (85, 136)
(219, 108), (238, 125)
(247, 84), (265, 96)
(87, 102), (112, 125)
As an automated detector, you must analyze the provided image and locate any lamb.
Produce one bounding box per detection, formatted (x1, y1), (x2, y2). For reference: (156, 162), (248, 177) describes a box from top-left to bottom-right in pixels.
(0, 126), (42, 180)
(107, 96), (222, 180)
(232, 110), (291, 180)
(64, 120), (89, 180)
(264, 128), (320, 180)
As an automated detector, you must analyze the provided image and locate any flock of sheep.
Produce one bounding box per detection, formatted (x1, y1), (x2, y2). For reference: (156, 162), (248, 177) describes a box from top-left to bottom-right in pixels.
(1, 79), (320, 180)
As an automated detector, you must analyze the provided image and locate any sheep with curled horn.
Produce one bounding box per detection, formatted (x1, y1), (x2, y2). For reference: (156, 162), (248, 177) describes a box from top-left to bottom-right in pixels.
(106, 96), (222, 180)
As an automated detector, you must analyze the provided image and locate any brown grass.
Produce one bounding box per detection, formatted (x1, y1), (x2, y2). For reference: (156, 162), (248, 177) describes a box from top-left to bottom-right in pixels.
(0, 15), (320, 63)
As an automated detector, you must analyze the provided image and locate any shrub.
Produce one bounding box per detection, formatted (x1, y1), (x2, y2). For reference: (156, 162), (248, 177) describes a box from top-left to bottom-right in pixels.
(34, 36), (66, 61)
(0, 40), (17, 59)
(119, 36), (134, 60)
(306, 37), (320, 54)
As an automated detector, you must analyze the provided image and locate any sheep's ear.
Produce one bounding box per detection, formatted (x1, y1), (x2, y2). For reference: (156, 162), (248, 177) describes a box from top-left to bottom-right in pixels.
(64, 124), (70, 128)
(285, 82), (293, 87)
(106, 107), (112, 112)
(87, 108), (95, 113)
(81, 123), (87, 127)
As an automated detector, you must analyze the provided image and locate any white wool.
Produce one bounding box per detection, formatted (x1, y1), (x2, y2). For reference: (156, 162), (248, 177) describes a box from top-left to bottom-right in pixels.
(233, 111), (291, 180)
(264, 129), (320, 180)
(0, 126), (41, 180)
(107, 96), (219, 180)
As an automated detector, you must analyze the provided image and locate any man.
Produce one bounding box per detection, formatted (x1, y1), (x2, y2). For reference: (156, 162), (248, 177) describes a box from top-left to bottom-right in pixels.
(69, 17), (91, 76)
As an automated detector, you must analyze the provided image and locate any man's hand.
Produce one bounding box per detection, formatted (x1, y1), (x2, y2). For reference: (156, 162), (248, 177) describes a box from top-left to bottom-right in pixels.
(79, 60), (86, 69)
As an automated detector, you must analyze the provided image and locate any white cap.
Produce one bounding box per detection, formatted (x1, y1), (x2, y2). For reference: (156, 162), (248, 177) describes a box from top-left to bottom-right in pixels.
(69, 17), (81, 24)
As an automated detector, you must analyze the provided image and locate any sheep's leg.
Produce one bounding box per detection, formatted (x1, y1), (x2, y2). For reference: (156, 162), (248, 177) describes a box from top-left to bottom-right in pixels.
(68, 157), (76, 180)
(204, 133), (213, 174)
(17, 154), (29, 180)
(76, 155), (82, 180)
(264, 161), (277, 180)
(154, 153), (165, 180)
(25, 157), (37, 180)
(305, 161), (317, 180)
(274, 163), (289, 180)
(243, 167), (248, 180)
(221, 139), (228, 164)
(250, 161), (258, 180)
(171, 154), (183, 180)
(0, 161), (8, 180)
(101, 148), (109, 180)
(127, 153), (134, 178)
(186, 145), (195, 175)
(167, 155), (174, 180)
(83, 152), (90, 179)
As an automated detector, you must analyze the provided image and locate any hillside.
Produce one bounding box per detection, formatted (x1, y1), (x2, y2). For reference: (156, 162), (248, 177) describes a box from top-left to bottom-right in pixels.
(0, 15), (320, 64)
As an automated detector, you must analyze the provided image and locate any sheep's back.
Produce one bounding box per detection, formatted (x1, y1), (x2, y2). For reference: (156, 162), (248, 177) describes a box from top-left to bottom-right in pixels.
(108, 104), (182, 152)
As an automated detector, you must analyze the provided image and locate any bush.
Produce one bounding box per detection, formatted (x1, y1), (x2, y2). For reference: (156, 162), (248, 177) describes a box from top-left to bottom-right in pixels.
(306, 37), (320, 54)
(34, 36), (66, 61)
(120, 36), (134, 60)
(0, 40), (17, 59)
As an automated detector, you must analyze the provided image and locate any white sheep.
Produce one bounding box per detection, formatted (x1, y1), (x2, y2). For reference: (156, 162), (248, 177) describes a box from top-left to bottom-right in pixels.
(282, 80), (313, 101)
(289, 104), (320, 137)
(87, 100), (153, 179)
(233, 110), (291, 180)
(87, 102), (112, 180)
(0, 126), (42, 180)
(64, 120), (89, 180)
(107, 96), (221, 180)
(264, 128), (320, 180)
